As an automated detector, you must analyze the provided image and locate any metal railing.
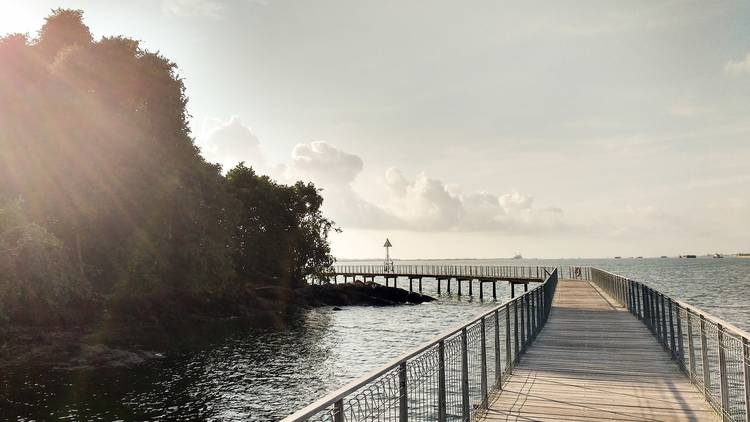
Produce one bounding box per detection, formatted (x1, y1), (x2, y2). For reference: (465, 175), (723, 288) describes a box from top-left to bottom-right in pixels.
(282, 269), (559, 422)
(591, 268), (750, 422)
(329, 264), (586, 280)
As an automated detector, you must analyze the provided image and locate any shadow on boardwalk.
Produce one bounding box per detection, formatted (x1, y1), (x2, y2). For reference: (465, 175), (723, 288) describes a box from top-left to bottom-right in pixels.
(482, 280), (717, 422)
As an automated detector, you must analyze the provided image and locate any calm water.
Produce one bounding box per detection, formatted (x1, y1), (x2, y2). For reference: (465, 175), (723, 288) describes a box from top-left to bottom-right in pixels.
(1, 258), (748, 421)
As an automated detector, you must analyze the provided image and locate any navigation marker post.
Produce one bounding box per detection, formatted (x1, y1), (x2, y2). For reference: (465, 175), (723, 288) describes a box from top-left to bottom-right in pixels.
(384, 238), (393, 272)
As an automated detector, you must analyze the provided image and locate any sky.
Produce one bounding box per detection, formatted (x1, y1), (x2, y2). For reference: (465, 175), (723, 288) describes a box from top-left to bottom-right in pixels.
(3, 0), (749, 259)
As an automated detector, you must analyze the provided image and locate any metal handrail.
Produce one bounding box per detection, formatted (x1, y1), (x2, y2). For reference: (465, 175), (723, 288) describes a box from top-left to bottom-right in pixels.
(590, 267), (750, 422)
(327, 264), (585, 280)
(282, 269), (559, 422)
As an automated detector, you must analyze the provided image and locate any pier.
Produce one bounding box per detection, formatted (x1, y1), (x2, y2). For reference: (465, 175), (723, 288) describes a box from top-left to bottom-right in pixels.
(320, 264), (586, 299)
(285, 266), (749, 422)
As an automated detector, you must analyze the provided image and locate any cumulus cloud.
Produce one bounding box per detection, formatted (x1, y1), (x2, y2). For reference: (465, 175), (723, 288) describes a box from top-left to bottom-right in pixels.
(286, 141), (363, 185)
(162, 0), (224, 18)
(282, 141), (398, 229)
(197, 116), (265, 172)
(724, 54), (750, 77)
(381, 167), (565, 233)
(384, 169), (464, 229)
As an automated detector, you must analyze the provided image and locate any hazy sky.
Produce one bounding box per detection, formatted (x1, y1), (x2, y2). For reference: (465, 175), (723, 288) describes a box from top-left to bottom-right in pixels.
(3, 1), (749, 259)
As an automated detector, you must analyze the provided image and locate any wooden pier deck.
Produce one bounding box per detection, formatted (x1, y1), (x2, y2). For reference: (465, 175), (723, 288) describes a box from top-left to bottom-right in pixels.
(482, 279), (717, 422)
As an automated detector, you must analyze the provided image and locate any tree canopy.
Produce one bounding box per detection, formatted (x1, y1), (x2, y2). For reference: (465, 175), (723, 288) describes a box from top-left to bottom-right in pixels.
(0, 9), (336, 324)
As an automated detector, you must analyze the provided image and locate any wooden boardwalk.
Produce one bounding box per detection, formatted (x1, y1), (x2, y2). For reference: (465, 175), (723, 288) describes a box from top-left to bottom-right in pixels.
(483, 279), (717, 422)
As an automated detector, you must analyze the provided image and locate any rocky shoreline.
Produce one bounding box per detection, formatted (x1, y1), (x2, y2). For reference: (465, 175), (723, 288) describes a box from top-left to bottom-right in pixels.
(0, 282), (434, 371)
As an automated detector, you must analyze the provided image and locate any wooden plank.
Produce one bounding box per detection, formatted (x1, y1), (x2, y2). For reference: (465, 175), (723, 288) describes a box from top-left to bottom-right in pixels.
(481, 280), (718, 422)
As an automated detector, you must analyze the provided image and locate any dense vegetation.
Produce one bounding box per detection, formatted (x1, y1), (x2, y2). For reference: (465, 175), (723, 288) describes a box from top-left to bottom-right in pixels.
(0, 9), (336, 325)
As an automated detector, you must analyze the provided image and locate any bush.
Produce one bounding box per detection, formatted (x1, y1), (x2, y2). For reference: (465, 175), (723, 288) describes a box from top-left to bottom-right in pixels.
(0, 201), (91, 324)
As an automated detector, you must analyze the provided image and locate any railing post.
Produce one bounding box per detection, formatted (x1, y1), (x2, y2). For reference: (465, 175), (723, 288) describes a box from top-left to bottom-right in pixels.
(513, 300), (519, 362)
(651, 289), (657, 334)
(399, 361), (408, 422)
(654, 291), (661, 340)
(660, 294), (668, 347)
(494, 309), (501, 387)
(535, 289), (541, 337)
(461, 328), (470, 420)
(700, 315), (711, 401)
(333, 399), (344, 422)
(668, 298), (676, 358)
(636, 283), (642, 320)
(717, 324), (729, 421)
(743, 337), (750, 422)
(687, 311), (696, 381)
(676, 304), (684, 369)
(506, 305), (512, 372)
(520, 297), (526, 353)
(525, 293), (531, 344)
(480, 317), (488, 408)
(438, 340), (446, 422)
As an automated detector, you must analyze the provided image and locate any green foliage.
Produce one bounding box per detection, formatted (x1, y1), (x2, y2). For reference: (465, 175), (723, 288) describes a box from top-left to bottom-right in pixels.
(226, 164), (337, 288)
(0, 200), (90, 322)
(0, 9), (336, 324)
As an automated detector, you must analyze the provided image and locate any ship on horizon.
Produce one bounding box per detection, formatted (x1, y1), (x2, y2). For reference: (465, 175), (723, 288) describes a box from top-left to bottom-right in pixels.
(512, 253), (523, 259)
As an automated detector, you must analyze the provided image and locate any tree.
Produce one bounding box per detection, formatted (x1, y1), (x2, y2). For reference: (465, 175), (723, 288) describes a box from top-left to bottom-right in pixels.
(226, 164), (336, 288)
(0, 200), (90, 324)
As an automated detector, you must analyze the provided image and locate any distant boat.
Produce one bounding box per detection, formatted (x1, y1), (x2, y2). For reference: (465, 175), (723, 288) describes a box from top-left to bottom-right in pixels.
(660, 256), (668, 258)
(512, 253), (523, 260)
(684, 254), (697, 259)
(636, 256), (643, 259)
(614, 256), (621, 259)
(713, 253), (723, 258)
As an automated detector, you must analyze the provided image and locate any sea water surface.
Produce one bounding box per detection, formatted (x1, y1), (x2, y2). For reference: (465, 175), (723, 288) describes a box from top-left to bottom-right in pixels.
(2, 258), (749, 421)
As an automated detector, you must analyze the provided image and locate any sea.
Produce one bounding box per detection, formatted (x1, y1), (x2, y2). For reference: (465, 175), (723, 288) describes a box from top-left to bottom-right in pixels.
(2, 257), (748, 421)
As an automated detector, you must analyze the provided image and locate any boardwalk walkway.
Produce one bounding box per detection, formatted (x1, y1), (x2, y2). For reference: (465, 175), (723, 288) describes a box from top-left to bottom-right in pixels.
(483, 279), (717, 422)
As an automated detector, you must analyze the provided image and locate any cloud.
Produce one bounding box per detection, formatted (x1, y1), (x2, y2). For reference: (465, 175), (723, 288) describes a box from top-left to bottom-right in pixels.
(194, 124), (568, 233)
(724, 54), (750, 77)
(282, 141), (398, 229)
(286, 141), (363, 185)
(197, 116), (265, 172)
(384, 169), (464, 229)
(162, 0), (224, 18)
(381, 168), (565, 233)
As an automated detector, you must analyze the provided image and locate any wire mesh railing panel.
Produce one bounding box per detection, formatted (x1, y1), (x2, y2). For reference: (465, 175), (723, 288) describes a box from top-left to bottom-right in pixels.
(722, 330), (747, 422)
(466, 322), (484, 414)
(405, 344), (440, 421)
(484, 315), (498, 389)
(443, 333), (464, 420)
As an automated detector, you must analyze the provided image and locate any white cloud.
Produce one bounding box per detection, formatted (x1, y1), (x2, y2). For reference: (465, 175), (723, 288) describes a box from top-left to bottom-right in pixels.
(286, 141), (362, 185)
(162, 0), (224, 18)
(282, 141), (398, 229)
(382, 168), (565, 233)
(724, 54), (750, 77)
(197, 116), (265, 172)
(384, 170), (464, 229)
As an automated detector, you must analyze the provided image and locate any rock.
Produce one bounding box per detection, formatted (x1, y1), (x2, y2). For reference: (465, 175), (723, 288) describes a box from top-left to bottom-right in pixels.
(294, 282), (436, 307)
(65, 344), (163, 370)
